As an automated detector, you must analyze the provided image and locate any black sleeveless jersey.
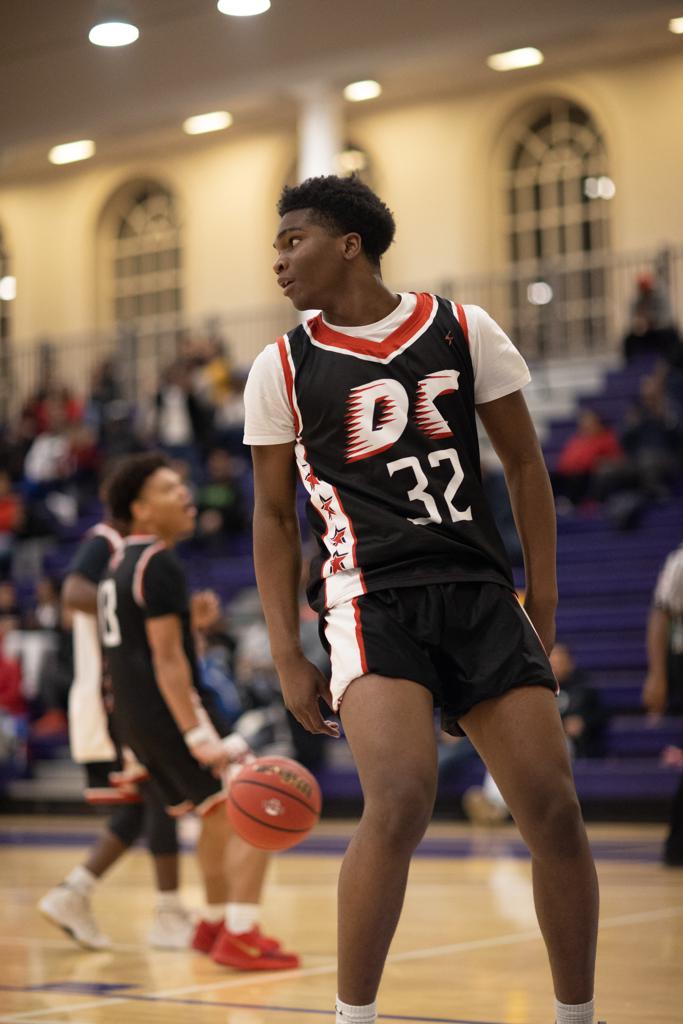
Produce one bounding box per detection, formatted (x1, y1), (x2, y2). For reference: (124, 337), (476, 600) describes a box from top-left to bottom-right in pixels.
(276, 293), (515, 613)
(97, 538), (202, 726)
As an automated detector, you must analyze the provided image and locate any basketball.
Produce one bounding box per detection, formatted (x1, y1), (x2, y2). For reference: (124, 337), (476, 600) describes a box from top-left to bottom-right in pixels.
(226, 755), (322, 851)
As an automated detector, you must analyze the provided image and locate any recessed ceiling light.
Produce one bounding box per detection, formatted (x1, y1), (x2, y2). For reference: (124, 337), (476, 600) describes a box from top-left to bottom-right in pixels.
(89, 20), (139, 47)
(183, 111), (234, 135)
(217, 0), (271, 15)
(48, 140), (96, 165)
(486, 47), (544, 72)
(669, 17), (683, 34)
(343, 80), (382, 102)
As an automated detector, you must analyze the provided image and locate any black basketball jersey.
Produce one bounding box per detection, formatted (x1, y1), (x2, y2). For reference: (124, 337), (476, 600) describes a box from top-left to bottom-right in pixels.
(98, 538), (202, 727)
(276, 293), (514, 613)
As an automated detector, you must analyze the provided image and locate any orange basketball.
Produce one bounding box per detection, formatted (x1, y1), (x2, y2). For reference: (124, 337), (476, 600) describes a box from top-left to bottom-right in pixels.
(226, 755), (322, 851)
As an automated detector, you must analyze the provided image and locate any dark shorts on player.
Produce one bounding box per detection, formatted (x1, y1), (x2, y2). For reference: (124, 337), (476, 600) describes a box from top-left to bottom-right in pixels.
(113, 708), (226, 817)
(321, 581), (557, 735)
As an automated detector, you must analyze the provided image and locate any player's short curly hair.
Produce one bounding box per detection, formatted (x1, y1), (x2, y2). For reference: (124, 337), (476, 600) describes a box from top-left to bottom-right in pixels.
(104, 452), (170, 526)
(277, 174), (395, 265)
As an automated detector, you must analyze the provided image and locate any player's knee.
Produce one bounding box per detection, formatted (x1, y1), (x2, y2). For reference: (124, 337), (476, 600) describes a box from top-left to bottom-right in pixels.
(365, 772), (436, 849)
(523, 787), (585, 861)
(108, 803), (145, 847)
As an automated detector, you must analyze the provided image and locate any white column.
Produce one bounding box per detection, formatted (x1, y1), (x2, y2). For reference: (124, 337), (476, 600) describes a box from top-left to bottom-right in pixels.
(296, 85), (344, 182)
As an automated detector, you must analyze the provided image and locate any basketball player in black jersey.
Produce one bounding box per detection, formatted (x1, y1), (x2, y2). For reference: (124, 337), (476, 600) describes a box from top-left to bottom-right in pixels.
(245, 176), (602, 1024)
(39, 516), (193, 951)
(98, 452), (299, 971)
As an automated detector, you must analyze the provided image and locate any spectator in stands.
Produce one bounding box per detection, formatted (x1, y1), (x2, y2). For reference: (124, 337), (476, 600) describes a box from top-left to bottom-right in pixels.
(622, 272), (680, 364)
(195, 449), (247, 548)
(0, 471), (22, 578)
(22, 400), (72, 495)
(0, 410), (39, 481)
(151, 361), (212, 469)
(213, 373), (247, 455)
(31, 602), (73, 739)
(23, 576), (61, 631)
(594, 374), (683, 507)
(86, 358), (123, 439)
(552, 409), (623, 508)
(0, 580), (20, 629)
(0, 615), (25, 717)
(643, 543), (683, 866)
(462, 642), (603, 823)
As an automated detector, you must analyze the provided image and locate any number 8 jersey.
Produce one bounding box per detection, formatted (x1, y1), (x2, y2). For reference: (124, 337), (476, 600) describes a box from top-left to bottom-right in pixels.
(244, 293), (531, 613)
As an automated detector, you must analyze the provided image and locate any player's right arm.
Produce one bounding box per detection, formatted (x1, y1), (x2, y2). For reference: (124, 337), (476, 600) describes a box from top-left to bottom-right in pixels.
(62, 573), (98, 614)
(145, 614), (247, 771)
(63, 533), (115, 614)
(252, 442), (339, 737)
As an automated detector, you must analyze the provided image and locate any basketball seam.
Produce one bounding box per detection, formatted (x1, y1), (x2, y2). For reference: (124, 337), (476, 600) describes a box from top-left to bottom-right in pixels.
(228, 794), (314, 834)
(231, 777), (320, 815)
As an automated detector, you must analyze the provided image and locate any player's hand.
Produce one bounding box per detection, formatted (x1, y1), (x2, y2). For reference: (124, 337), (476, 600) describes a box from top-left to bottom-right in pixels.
(185, 726), (252, 774)
(643, 670), (668, 715)
(190, 590), (221, 632)
(276, 652), (340, 738)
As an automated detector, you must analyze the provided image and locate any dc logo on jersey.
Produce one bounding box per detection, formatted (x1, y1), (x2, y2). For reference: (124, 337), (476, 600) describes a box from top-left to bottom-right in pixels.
(345, 371), (460, 463)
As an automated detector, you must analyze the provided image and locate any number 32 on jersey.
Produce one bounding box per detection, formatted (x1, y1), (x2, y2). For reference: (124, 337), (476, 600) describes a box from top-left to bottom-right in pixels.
(344, 371), (472, 526)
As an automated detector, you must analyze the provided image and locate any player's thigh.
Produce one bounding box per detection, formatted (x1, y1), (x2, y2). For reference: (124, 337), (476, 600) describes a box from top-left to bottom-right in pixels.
(340, 673), (438, 818)
(459, 686), (579, 836)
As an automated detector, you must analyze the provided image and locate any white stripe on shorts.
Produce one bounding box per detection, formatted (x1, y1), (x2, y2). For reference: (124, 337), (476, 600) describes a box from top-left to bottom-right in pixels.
(324, 600), (368, 711)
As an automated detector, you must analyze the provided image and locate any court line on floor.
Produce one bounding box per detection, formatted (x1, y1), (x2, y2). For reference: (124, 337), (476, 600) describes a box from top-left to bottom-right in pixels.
(1, 904), (681, 1023)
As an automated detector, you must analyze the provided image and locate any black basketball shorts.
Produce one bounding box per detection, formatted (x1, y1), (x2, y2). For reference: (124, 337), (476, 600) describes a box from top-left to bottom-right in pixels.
(114, 708), (226, 817)
(321, 581), (557, 735)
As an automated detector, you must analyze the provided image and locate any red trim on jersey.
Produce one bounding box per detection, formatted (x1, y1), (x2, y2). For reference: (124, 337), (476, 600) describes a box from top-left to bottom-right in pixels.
(89, 522), (123, 553)
(276, 335), (302, 433)
(455, 303), (469, 345)
(352, 597), (369, 674)
(330, 484), (366, 592)
(307, 292), (432, 359)
(132, 541), (166, 608)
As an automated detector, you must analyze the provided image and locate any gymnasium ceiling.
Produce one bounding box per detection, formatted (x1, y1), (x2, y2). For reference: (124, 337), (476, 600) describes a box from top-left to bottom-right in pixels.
(0, 0), (681, 182)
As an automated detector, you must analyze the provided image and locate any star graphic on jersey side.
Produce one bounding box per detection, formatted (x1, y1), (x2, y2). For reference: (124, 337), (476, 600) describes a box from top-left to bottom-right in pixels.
(305, 468), (320, 489)
(320, 494), (335, 519)
(332, 525), (347, 545)
(330, 553), (346, 573)
(444, 330), (454, 346)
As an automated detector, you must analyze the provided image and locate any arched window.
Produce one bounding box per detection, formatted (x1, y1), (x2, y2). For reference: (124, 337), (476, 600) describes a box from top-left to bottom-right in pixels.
(101, 180), (183, 330)
(505, 99), (612, 355)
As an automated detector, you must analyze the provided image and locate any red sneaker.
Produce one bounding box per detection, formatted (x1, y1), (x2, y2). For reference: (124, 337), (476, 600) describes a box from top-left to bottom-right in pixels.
(191, 918), (222, 954)
(210, 925), (300, 971)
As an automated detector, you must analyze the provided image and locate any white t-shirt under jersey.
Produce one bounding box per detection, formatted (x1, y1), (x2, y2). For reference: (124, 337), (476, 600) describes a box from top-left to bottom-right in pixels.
(243, 295), (531, 445)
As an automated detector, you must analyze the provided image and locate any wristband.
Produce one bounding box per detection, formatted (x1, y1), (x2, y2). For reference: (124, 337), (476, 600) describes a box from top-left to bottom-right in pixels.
(183, 724), (214, 750)
(220, 733), (251, 760)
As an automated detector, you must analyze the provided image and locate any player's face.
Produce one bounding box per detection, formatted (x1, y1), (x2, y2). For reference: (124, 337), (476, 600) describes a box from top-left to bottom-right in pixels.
(273, 210), (348, 311)
(134, 468), (196, 541)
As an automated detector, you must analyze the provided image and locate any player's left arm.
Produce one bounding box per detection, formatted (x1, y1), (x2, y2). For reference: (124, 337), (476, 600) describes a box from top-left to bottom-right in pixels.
(477, 388), (558, 653)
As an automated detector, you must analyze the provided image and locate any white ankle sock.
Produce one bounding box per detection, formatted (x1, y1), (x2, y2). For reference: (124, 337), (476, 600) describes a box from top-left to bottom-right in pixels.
(335, 996), (377, 1023)
(156, 890), (182, 911)
(65, 866), (96, 896)
(555, 997), (595, 1023)
(226, 902), (260, 934)
(203, 903), (225, 924)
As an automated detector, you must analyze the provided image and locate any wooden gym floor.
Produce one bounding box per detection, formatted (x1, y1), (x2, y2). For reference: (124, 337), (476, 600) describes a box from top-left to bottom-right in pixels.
(0, 816), (681, 1023)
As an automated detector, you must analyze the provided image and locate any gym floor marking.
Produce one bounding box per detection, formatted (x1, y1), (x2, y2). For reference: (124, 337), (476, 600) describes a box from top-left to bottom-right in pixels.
(2, 905), (681, 1024)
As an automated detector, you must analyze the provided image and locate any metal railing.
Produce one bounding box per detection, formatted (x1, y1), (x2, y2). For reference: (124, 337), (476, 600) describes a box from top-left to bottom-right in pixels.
(2, 244), (681, 425)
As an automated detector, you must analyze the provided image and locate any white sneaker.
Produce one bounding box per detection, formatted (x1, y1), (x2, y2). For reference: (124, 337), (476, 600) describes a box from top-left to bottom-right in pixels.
(38, 885), (111, 950)
(147, 906), (194, 950)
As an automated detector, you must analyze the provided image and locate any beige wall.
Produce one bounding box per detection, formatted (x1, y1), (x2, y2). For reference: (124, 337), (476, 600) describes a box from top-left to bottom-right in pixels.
(1, 51), (681, 360)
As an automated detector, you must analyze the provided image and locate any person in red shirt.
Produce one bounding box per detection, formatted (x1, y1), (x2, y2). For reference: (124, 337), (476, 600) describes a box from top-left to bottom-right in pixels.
(553, 409), (622, 506)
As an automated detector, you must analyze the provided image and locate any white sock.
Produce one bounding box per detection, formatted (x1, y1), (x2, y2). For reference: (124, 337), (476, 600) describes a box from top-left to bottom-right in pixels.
(226, 902), (260, 934)
(335, 996), (377, 1023)
(65, 866), (96, 896)
(555, 997), (595, 1023)
(156, 890), (182, 911)
(202, 903), (225, 924)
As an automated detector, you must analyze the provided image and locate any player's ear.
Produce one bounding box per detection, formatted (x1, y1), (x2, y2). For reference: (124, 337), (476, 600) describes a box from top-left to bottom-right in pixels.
(130, 496), (147, 527)
(341, 232), (362, 260)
